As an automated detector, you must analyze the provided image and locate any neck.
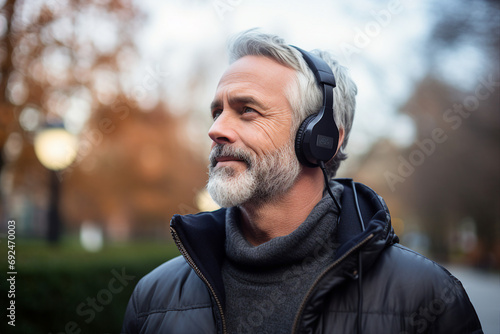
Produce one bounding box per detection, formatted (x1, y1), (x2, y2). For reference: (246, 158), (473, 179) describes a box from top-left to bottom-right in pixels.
(238, 168), (324, 246)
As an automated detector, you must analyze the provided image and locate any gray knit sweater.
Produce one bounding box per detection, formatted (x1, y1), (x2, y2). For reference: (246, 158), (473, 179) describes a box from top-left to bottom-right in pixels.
(222, 183), (343, 334)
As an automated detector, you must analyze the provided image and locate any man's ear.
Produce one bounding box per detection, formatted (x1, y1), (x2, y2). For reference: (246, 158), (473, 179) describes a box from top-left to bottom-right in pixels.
(336, 128), (345, 155)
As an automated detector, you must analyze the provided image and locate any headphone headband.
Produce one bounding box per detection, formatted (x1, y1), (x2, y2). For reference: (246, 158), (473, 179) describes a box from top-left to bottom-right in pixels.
(291, 46), (336, 87)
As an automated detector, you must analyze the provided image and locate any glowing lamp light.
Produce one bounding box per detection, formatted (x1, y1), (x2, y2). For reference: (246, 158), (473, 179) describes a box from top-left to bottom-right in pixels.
(34, 126), (78, 171)
(33, 124), (78, 244)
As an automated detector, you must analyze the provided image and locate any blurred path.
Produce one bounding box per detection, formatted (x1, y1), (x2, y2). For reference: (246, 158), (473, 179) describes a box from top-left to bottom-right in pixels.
(447, 265), (500, 334)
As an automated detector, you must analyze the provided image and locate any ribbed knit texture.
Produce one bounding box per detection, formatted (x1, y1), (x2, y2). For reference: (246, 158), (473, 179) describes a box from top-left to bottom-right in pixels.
(222, 182), (343, 334)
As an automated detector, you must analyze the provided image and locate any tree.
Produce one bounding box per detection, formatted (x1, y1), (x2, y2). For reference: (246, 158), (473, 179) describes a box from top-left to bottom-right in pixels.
(397, 0), (500, 266)
(0, 0), (207, 240)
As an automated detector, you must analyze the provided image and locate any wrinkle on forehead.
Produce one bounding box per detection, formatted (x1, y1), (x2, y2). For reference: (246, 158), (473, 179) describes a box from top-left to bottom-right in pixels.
(218, 56), (296, 92)
(213, 56), (296, 111)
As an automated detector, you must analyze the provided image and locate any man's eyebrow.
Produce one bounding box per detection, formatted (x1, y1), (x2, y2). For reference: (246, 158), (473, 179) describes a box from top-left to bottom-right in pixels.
(210, 95), (267, 111)
(228, 95), (267, 110)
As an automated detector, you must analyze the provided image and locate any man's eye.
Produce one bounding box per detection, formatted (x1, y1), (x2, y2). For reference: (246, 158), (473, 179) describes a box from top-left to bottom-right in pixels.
(212, 110), (222, 120)
(243, 107), (256, 114)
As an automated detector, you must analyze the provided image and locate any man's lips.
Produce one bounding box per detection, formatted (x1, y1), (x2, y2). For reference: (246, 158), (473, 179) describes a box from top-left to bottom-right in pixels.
(215, 156), (244, 164)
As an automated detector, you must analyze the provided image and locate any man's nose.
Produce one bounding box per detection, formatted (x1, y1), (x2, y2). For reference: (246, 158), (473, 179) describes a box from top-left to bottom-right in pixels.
(208, 112), (237, 145)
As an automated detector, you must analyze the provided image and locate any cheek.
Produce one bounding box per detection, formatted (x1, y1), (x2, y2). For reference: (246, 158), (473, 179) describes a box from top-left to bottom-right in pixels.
(263, 121), (293, 149)
(244, 127), (292, 158)
(237, 107), (294, 155)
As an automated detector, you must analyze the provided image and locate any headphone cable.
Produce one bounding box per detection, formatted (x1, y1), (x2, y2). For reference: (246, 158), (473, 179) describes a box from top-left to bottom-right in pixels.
(318, 161), (342, 213)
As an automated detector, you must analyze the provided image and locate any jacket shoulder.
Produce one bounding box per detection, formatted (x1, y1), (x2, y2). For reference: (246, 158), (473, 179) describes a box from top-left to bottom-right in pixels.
(134, 255), (212, 313)
(122, 256), (215, 334)
(367, 244), (482, 333)
(374, 244), (470, 300)
(383, 244), (459, 282)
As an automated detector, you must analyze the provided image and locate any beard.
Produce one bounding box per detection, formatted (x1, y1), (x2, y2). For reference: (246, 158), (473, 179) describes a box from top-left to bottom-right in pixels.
(207, 139), (302, 208)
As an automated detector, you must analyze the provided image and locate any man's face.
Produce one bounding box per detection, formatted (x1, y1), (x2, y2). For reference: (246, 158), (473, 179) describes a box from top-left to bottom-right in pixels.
(207, 55), (302, 207)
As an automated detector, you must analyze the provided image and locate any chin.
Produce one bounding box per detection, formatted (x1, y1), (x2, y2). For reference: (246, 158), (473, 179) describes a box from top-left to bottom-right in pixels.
(207, 172), (256, 208)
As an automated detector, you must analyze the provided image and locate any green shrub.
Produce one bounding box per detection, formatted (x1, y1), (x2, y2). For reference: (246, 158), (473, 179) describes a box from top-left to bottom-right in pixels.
(0, 238), (180, 334)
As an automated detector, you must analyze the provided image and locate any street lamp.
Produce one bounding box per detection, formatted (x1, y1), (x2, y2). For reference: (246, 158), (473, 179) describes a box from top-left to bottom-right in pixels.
(34, 123), (78, 244)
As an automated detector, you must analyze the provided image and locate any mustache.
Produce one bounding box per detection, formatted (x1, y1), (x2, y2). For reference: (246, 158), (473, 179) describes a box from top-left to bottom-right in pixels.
(209, 144), (253, 169)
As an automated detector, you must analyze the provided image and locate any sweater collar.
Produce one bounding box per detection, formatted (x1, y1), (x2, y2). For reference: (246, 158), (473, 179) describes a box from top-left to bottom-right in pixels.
(224, 182), (343, 269)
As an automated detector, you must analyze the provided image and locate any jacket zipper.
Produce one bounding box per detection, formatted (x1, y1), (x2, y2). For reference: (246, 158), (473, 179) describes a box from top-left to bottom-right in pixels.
(291, 233), (375, 334)
(170, 226), (227, 334)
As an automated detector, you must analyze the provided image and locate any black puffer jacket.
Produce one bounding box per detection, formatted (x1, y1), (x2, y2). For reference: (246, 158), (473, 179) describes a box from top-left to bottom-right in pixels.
(122, 179), (482, 333)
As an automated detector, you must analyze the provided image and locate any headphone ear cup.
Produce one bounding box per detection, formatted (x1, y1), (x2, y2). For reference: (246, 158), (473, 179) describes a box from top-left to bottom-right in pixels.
(295, 114), (318, 167)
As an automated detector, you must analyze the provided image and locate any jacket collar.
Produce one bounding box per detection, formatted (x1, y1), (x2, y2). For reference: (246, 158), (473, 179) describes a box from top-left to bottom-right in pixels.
(170, 209), (227, 307)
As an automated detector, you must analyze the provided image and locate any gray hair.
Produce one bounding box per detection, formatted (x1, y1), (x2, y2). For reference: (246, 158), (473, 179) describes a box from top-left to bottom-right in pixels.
(227, 28), (357, 178)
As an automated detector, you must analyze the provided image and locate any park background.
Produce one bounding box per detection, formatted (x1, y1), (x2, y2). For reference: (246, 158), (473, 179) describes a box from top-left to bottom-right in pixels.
(0, 0), (499, 333)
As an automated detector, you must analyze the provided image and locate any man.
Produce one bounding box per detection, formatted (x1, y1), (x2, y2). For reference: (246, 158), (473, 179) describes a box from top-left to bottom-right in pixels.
(122, 29), (482, 333)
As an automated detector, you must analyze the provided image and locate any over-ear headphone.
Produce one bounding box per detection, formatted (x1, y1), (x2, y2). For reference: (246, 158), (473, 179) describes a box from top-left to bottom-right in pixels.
(291, 46), (339, 168)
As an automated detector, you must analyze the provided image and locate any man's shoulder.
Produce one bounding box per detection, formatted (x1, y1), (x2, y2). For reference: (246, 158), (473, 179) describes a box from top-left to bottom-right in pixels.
(131, 255), (212, 312)
(367, 244), (482, 332)
(373, 243), (472, 307)
(122, 256), (217, 333)
(381, 243), (461, 285)
(139, 255), (190, 286)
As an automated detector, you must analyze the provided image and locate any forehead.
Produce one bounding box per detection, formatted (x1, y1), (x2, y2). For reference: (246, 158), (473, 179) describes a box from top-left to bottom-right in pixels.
(215, 55), (296, 102)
